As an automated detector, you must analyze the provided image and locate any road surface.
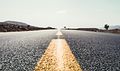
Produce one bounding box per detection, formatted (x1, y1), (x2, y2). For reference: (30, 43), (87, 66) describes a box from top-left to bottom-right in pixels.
(0, 30), (120, 71)
(34, 31), (82, 71)
(62, 30), (120, 71)
(0, 30), (57, 71)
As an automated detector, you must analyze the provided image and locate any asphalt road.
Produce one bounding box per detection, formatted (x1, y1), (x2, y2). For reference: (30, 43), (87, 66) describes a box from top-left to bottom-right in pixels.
(62, 30), (120, 71)
(34, 31), (82, 71)
(0, 30), (120, 71)
(0, 30), (57, 71)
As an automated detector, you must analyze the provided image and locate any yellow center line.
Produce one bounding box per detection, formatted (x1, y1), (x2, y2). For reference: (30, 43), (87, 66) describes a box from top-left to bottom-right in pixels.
(34, 31), (82, 71)
(56, 30), (63, 36)
(56, 39), (64, 70)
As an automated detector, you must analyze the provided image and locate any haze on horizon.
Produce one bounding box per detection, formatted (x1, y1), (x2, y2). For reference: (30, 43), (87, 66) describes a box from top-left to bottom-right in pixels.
(0, 0), (120, 28)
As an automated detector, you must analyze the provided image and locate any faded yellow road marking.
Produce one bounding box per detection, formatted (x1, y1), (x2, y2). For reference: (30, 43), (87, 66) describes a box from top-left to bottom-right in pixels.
(34, 31), (82, 71)
(56, 31), (63, 36)
(34, 39), (57, 71)
(56, 39), (64, 70)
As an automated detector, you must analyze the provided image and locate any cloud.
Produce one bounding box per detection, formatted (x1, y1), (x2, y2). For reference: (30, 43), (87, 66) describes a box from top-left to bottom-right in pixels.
(56, 10), (67, 14)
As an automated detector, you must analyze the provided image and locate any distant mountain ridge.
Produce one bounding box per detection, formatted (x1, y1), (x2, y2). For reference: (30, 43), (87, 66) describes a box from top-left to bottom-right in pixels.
(4, 21), (28, 26)
(109, 25), (120, 29)
(0, 21), (55, 32)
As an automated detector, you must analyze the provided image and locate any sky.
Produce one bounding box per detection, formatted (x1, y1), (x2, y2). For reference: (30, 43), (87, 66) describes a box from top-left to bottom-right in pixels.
(0, 0), (120, 28)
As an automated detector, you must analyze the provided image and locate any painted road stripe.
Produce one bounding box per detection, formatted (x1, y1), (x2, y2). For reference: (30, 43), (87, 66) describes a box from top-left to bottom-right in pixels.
(56, 31), (63, 36)
(34, 31), (82, 71)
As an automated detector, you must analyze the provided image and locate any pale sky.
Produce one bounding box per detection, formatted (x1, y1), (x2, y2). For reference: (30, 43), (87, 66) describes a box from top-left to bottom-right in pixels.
(0, 0), (120, 28)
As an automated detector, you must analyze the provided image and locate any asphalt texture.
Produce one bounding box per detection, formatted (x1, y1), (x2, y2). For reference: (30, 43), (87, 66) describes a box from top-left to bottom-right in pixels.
(0, 30), (57, 71)
(62, 30), (120, 71)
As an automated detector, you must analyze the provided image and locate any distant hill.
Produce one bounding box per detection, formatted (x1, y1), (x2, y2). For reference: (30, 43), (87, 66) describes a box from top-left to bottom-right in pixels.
(63, 27), (99, 32)
(4, 21), (28, 26)
(109, 25), (120, 29)
(64, 26), (120, 34)
(0, 21), (55, 32)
